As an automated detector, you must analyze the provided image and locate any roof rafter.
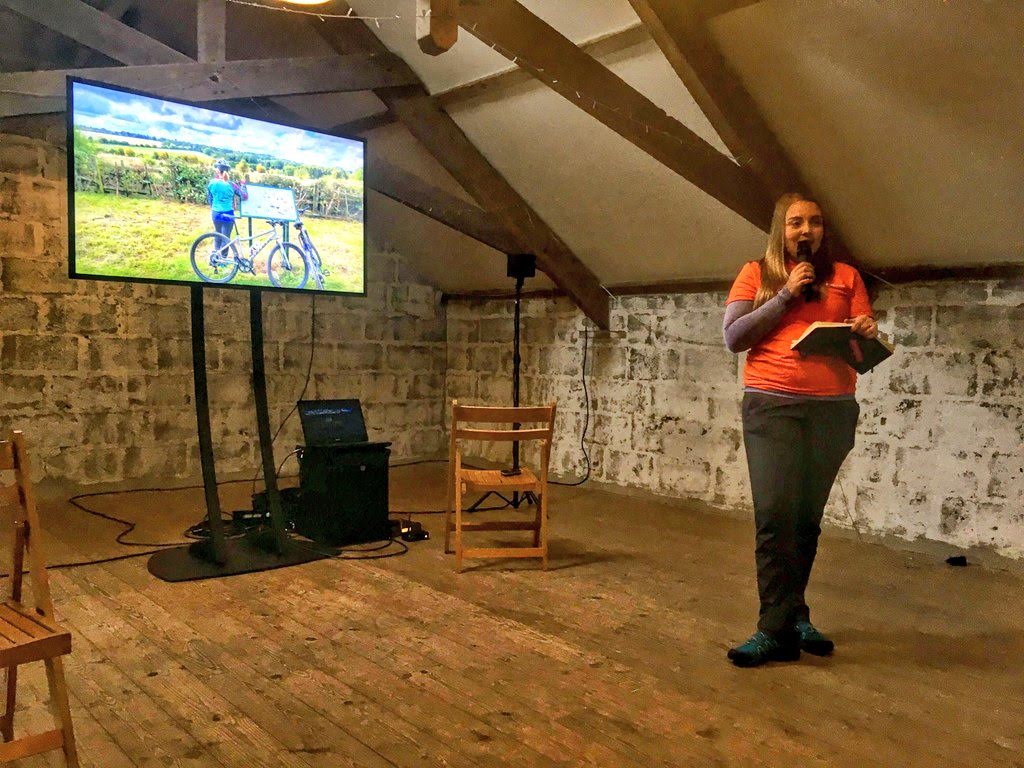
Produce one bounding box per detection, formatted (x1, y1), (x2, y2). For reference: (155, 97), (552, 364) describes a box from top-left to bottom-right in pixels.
(454, 0), (772, 231)
(379, 83), (610, 328)
(416, 0), (458, 55)
(71, 0), (138, 68)
(309, 11), (610, 329)
(0, 0), (190, 65)
(369, 160), (523, 254)
(698, 0), (763, 21)
(0, 54), (419, 117)
(329, 111), (395, 137)
(626, 0), (802, 198)
(331, 22), (652, 138)
(437, 22), (651, 109)
(628, 0), (857, 258)
(196, 0), (226, 63)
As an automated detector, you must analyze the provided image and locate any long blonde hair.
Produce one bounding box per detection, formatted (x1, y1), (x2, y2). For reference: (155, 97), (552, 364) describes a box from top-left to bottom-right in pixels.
(753, 192), (829, 308)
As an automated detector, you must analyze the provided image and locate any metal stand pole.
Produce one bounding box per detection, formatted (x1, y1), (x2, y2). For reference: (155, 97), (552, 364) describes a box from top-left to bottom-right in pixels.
(248, 289), (288, 553)
(467, 265), (536, 512)
(510, 274), (537, 508)
(147, 286), (323, 582)
(187, 286), (227, 564)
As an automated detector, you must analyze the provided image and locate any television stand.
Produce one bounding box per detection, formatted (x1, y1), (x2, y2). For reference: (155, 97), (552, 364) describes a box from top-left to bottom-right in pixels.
(148, 287), (323, 582)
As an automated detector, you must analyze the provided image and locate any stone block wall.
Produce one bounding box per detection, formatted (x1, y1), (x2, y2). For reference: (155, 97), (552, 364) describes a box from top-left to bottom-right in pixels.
(446, 280), (1024, 558)
(1, 125), (446, 486)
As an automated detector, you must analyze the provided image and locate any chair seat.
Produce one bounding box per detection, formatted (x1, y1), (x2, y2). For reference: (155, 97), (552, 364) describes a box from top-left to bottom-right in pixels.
(461, 466), (540, 492)
(0, 602), (71, 668)
(447, 401), (556, 572)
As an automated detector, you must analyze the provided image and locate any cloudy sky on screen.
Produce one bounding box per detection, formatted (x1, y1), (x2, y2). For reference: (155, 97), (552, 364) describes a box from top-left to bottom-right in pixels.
(72, 81), (364, 173)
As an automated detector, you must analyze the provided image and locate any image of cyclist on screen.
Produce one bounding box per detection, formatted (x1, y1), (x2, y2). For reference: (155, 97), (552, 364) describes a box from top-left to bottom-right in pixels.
(206, 159), (248, 239)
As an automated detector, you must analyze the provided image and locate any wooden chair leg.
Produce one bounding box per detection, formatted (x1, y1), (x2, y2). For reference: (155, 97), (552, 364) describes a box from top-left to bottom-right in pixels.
(43, 658), (78, 768)
(532, 493), (542, 548)
(1, 666), (15, 742)
(540, 492), (549, 571)
(444, 468), (453, 555)
(454, 482), (464, 573)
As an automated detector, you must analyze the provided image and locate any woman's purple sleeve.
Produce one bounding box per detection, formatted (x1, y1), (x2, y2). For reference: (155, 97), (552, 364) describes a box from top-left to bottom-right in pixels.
(722, 288), (793, 353)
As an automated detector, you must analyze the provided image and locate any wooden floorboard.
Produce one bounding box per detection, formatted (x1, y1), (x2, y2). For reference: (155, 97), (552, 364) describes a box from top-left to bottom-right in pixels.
(3, 463), (1021, 767)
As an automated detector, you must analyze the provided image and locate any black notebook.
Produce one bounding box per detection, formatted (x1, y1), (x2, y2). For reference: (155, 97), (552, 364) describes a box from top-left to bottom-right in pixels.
(790, 322), (894, 374)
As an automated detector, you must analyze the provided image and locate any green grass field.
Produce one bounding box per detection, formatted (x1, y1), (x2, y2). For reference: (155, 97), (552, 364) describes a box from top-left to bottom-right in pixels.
(74, 192), (364, 293)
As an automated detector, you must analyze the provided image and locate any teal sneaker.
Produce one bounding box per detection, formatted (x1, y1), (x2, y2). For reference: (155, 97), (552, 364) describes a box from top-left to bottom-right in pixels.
(727, 630), (801, 667)
(794, 620), (834, 656)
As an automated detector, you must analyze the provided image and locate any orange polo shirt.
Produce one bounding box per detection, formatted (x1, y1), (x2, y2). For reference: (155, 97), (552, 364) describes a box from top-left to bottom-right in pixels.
(726, 260), (874, 396)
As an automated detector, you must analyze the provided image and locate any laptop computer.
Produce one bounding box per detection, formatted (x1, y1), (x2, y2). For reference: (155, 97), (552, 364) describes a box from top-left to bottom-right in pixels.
(297, 399), (391, 450)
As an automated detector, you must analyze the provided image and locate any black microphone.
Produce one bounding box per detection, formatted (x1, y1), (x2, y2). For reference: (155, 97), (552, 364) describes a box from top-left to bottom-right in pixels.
(795, 240), (818, 301)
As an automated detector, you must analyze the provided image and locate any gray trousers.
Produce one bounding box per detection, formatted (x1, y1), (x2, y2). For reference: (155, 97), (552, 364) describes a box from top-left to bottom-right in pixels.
(741, 392), (859, 634)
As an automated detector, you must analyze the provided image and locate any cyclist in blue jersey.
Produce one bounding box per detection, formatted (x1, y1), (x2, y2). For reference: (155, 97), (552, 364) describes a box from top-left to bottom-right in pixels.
(206, 159), (247, 238)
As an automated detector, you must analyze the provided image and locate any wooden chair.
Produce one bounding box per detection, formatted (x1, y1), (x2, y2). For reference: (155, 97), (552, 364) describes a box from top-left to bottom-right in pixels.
(0, 431), (78, 766)
(445, 400), (556, 571)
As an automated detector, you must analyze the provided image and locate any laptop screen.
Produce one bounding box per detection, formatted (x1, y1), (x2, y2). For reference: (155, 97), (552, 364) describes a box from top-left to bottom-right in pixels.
(297, 399), (369, 446)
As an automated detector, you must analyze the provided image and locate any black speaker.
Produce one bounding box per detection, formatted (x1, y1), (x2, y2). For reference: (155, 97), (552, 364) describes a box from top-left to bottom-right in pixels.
(296, 445), (391, 546)
(506, 253), (536, 279)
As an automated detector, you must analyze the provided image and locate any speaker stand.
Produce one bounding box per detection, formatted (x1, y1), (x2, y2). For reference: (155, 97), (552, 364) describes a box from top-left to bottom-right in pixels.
(467, 255), (538, 512)
(148, 287), (323, 582)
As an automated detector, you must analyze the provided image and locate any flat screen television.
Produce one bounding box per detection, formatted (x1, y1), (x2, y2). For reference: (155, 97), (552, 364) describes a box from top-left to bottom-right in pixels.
(66, 77), (366, 296)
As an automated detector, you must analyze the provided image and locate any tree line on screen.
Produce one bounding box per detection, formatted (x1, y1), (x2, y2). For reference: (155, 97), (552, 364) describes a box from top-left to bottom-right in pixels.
(72, 129), (364, 222)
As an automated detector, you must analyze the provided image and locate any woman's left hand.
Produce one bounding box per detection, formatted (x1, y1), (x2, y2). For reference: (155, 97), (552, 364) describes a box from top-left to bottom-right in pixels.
(848, 315), (878, 339)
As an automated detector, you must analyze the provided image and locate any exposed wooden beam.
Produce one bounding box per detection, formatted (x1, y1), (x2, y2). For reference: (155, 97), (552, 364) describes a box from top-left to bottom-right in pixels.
(0, 0), (191, 65)
(309, 13), (610, 329)
(101, 0), (136, 21)
(368, 161), (523, 254)
(867, 262), (1024, 285)
(379, 84), (610, 327)
(0, 53), (419, 117)
(71, 0), (137, 67)
(436, 22), (651, 109)
(698, 0), (763, 21)
(444, 261), (1024, 303)
(625, 0), (801, 199)
(330, 111), (395, 136)
(196, 0), (226, 63)
(628, 0), (862, 264)
(0, 95), (63, 116)
(416, 0), (458, 55)
(443, 277), (735, 302)
(328, 23), (653, 137)
(455, 0), (771, 231)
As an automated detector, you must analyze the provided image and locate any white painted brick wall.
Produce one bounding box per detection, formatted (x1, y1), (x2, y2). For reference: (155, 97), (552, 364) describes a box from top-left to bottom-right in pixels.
(1, 124), (446, 485)
(447, 281), (1024, 559)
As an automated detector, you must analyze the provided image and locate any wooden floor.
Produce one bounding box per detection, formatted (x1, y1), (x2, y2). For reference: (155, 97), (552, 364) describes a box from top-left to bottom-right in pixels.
(6, 463), (1023, 767)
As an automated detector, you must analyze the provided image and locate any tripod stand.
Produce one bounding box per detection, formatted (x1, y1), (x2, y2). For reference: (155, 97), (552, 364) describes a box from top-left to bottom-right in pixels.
(467, 254), (538, 511)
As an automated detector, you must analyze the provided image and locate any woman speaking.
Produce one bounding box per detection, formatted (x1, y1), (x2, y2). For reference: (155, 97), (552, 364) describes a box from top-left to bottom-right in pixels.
(723, 193), (877, 668)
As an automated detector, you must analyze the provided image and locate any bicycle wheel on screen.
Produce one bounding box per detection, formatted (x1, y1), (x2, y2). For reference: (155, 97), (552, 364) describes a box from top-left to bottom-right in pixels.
(190, 233), (240, 283)
(267, 242), (309, 290)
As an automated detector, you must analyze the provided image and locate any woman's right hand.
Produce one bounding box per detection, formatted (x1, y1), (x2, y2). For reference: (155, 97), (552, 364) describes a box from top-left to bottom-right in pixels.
(784, 262), (815, 295)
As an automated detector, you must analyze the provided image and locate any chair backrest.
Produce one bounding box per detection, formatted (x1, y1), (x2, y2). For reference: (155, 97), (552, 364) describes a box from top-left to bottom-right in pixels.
(0, 431), (56, 618)
(450, 401), (557, 444)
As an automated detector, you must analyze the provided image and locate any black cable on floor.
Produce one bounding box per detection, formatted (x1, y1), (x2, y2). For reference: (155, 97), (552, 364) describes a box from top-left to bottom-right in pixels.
(68, 491), (188, 548)
(56, 451), (521, 567)
(292, 536), (409, 561)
